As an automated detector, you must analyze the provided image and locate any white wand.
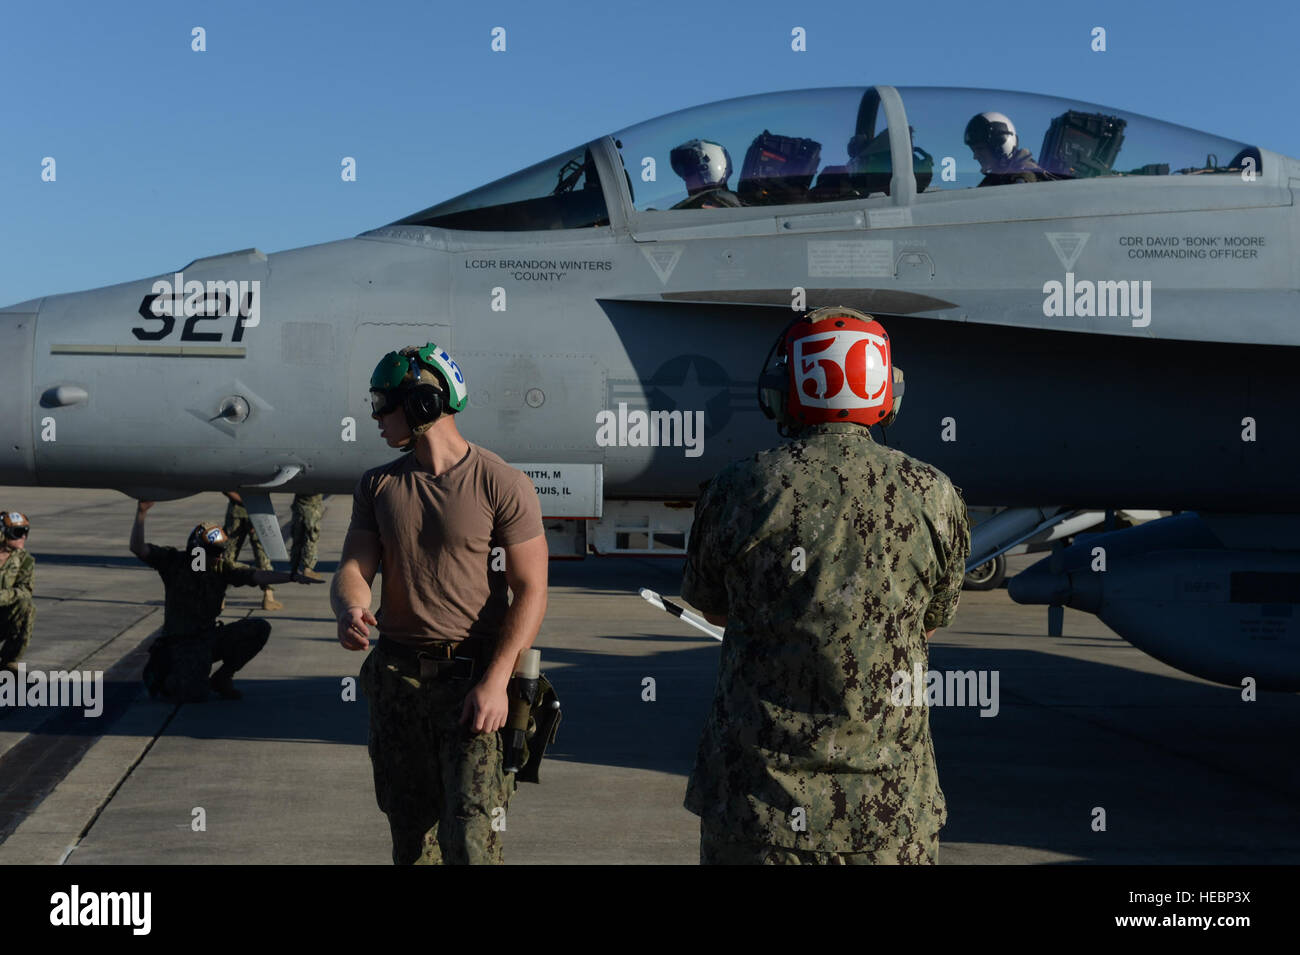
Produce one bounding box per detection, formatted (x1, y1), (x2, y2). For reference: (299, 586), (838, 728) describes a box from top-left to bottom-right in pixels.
(638, 588), (724, 642)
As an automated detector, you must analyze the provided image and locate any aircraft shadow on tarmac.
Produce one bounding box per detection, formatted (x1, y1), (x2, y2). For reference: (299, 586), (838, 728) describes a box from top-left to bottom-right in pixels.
(534, 638), (1300, 863)
(29, 553), (157, 570)
(547, 556), (687, 594)
(31, 553), (343, 575)
(925, 642), (1300, 862)
(8, 558), (1298, 862)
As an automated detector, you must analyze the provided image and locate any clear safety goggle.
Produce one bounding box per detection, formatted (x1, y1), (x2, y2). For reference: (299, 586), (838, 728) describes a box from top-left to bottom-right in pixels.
(370, 389), (402, 418)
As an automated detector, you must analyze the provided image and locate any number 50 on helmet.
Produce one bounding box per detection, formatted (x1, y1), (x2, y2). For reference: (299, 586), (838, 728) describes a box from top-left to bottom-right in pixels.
(757, 306), (904, 432)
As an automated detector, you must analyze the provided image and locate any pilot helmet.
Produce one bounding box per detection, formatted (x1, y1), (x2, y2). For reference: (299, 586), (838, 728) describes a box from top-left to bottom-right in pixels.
(964, 111), (1018, 168)
(757, 306), (904, 432)
(2, 511), (29, 541)
(670, 139), (733, 191)
(186, 522), (229, 558)
(369, 343), (468, 443)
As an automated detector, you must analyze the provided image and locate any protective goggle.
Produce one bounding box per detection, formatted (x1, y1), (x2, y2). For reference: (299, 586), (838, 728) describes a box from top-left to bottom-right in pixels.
(369, 389), (402, 418)
(3, 526), (28, 539)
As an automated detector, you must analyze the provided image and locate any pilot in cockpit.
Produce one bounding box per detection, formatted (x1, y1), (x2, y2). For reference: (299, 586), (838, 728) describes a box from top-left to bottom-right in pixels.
(964, 112), (1050, 186)
(670, 139), (743, 209)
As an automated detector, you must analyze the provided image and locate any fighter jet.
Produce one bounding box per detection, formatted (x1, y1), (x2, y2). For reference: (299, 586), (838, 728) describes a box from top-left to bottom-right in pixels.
(2, 85), (1297, 689)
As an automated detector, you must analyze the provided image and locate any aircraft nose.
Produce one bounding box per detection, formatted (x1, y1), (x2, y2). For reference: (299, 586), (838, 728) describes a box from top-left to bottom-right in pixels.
(0, 300), (39, 485)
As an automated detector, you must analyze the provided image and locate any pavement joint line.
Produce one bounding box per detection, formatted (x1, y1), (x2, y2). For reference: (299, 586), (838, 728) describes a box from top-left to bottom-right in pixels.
(0, 607), (159, 727)
(35, 596), (166, 609)
(69, 610), (160, 673)
(60, 702), (181, 865)
(0, 609), (163, 845)
(57, 608), (265, 860)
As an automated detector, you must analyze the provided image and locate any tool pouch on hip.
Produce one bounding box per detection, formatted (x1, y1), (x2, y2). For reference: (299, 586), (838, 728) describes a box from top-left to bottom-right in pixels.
(516, 674), (562, 784)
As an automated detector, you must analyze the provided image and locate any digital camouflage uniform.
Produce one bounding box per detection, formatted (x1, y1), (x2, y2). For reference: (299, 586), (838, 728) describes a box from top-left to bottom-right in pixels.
(289, 493), (323, 574)
(682, 421), (969, 865)
(358, 640), (513, 865)
(0, 548), (36, 670)
(223, 499), (273, 574)
(139, 546), (271, 702)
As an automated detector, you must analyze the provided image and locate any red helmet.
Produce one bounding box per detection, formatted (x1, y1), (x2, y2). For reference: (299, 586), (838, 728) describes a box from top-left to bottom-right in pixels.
(758, 307), (900, 430)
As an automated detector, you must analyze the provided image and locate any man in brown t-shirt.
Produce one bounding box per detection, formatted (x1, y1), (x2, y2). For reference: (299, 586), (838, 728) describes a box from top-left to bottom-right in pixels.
(331, 343), (547, 865)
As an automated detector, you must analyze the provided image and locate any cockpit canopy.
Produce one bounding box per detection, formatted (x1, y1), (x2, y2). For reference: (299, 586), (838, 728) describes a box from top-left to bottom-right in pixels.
(389, 86), (1260, 231)
(394, 146), (609, 231)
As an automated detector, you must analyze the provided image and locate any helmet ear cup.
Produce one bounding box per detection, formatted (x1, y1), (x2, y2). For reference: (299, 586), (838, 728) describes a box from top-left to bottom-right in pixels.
(757, 317), (803, 426)
(402, 383), (445, 429)
(878, 365), (904, 429)
(757, 367), (788, 422)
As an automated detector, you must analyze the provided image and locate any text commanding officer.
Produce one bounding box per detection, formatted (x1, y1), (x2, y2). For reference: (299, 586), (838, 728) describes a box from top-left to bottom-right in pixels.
(681, 307), (970, 865)
(332, 343), (547, 865)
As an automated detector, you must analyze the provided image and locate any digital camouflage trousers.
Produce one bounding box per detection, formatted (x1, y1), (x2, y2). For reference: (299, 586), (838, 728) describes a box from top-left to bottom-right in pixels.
(359, 644), (515, 865)
(699, 816), (940, 865)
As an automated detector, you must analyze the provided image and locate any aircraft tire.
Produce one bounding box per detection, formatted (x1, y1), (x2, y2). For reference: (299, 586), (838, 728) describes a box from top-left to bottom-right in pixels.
(963, 554), (1006, 591)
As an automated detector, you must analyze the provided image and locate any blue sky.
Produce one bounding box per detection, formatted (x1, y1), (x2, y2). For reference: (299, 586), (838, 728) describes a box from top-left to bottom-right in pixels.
(2, 0), (1294, 304)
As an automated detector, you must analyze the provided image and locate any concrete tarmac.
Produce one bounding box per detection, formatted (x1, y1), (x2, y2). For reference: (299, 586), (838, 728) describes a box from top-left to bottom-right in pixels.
(1, 486), (1297, 865)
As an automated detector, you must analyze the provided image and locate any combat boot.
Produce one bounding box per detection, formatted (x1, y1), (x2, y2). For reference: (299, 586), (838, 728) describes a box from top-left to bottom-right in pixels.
(299, 569), (325, 582)
(210, 670), (243, 700)
(262, 588), (283, 611)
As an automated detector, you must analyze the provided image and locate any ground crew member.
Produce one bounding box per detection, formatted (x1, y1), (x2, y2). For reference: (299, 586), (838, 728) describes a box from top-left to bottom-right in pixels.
(289, 493), (325, 581)
(332, 343), (547, 865)
(681, 306), (970, 865)
(964, 111), (1051, 186)
(0, 512), (36, 674)
(222, 491), (282, 610)
(131, 500), (320, 700)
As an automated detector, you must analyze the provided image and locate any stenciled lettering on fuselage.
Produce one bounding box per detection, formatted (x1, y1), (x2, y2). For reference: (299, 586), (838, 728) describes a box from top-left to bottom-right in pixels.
(463, 258), (614, 282)
(131, 272), (260, 343)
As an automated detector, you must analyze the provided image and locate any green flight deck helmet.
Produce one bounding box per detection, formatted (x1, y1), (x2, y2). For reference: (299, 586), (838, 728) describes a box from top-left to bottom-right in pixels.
(368, 343), (469, 441)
